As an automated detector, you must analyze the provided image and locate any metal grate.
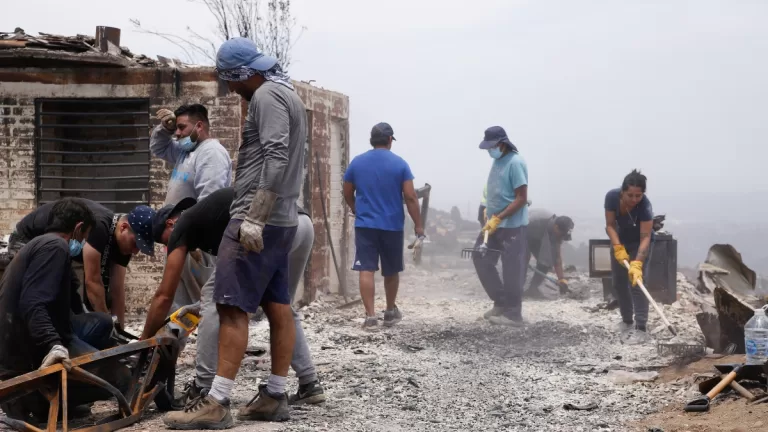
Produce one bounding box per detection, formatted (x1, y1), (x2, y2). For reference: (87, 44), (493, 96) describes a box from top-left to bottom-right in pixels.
(35, 98), (151, 213)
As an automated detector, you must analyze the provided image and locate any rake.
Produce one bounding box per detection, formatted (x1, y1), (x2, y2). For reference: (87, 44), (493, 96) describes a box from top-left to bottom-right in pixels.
(461, 230), (501, 259)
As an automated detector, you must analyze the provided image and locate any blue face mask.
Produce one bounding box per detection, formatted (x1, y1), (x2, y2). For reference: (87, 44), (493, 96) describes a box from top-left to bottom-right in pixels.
(69, 239), (85, 257)
(488, 147), (503, 159)
(178, 136), (197, 152)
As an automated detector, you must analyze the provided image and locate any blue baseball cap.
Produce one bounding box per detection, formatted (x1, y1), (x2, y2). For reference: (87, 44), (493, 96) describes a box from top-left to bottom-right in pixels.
(127, 205), (156, 256)
(371, 122), (396, 141)
(216, 37), (278, 77)
(479, 126), (513, 149)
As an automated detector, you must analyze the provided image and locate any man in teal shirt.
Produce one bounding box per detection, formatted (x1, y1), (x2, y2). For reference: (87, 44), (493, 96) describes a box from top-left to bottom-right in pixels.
(474, 126), (529, 326)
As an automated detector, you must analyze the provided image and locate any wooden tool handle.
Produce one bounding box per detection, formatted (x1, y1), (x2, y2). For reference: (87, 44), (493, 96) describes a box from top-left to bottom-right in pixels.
(483, 230), (489, 244)
(623, 260), (677, 335)
(707, 370), (739, 399)
(729, 380), (755, 400)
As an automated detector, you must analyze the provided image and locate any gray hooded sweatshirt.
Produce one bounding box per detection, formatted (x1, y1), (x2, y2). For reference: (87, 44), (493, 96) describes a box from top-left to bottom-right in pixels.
(150, 125), (233, 205)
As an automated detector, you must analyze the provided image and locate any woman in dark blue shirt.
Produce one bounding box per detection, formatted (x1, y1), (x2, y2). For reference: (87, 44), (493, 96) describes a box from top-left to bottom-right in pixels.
(604, 169), (654, 345)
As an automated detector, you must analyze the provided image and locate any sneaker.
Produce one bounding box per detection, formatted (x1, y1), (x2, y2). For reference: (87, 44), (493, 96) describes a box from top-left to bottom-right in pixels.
(488, 315), (525, 327)
(163, 395), (234, 430)
(289, 380), (327, 406)
(623, 328), (651, 346)
(362, 316), (378, 329)
(237, 385), (290, 422)
(617, 321), (634, 333)
(175, 379), (205, 409)
(383, 306), (403, 327)
(483, 306), (502, 320)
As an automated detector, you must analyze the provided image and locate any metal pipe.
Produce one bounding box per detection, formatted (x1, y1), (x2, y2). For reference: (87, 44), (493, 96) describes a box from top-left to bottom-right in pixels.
(40, 162), (149, 167)
(40, 175), (148, 181)
(41, 150), (150, 156)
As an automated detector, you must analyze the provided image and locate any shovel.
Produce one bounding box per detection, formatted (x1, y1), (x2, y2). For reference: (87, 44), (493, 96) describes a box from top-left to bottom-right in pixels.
(527, 264), (572, 295)
(623, 260), (677, 336)
(685, 364), (743, 412)
(461, 231), (500, 259)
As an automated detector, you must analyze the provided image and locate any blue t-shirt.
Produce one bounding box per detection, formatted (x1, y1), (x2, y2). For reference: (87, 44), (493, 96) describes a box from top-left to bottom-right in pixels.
(344, 149), (415, 231)
(604, 188), (653, 245)
(485, 152), (529, 229)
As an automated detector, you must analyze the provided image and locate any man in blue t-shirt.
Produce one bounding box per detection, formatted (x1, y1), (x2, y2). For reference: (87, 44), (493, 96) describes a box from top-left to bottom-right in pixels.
(474, 126), (529, 327)
(343, 122), (424, 328)
(604, 169), (654, 345)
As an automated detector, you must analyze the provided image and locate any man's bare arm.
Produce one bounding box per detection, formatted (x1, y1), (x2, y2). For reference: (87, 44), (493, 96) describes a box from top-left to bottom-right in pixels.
(635, 220), (653, 262)
(110, 264), (127, 327)
(82, 243), (109, 313)
(141, 246), (187, 339)
(343, 182), (356, 215)
(604, 211), (621, 246)
(496, 185), (528, 221)
(402, 180), (423, 236)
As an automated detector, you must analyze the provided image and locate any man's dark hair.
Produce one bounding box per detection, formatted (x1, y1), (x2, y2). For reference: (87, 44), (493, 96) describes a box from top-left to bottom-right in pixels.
(174, 104), (210, 127)
(370, 136), (390, 147)
(621, 169), (647, 193)
(46, 198), (96, 234)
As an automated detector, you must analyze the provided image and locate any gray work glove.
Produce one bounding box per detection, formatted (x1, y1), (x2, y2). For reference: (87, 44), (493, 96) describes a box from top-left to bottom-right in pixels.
(156, 109), (176, 132)
(177, 301), (202, 318)
(39, 344), (72, 371)
(239, 189), (278, 253)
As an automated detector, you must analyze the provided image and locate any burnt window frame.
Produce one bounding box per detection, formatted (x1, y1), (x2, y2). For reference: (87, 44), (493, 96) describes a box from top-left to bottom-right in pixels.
(34, 98), (151, 213)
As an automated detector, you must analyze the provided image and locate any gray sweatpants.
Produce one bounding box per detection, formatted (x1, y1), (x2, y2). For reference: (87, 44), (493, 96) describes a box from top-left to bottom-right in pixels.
(184, 214), (318, 389)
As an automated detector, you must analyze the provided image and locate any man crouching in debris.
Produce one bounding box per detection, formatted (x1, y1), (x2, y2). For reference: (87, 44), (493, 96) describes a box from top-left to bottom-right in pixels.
(524, 209), (574, 300)
(604, 169), (654, 344)
(141, 188), (325, 427)
(343, 122), (425, 328)
(474, 126), (529, 326)
(0, 199), (130, 421)
(161, 37), (307, 429)
(8, 198), (156, 349)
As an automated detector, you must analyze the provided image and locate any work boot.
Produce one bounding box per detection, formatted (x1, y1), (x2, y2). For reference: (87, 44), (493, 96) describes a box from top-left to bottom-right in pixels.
(163, 395), (233, 430)
(623, 327), (651, 346)
(489, 314), (524, 328)
(383, 306), (403, 327)
(289, 380), (327, 406)
(362, 316), (378, 329)
(483, 306), (502, 320)
(617, 321), (634, 334)
(237, 385), (290, 422)
(175, 379), (205, 408)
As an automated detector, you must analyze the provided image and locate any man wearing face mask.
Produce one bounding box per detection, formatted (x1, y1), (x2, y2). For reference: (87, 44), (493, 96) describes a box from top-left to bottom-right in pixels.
(0, 198), (131, 422)
(523, 210), (574, 300)
(152, 103), (232, 205)
(474, 126), (529, 327)
(10, 200), (156, 346)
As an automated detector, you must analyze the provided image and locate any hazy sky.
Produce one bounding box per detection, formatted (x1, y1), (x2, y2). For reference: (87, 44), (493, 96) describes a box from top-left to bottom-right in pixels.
(4, 0), (767, 224)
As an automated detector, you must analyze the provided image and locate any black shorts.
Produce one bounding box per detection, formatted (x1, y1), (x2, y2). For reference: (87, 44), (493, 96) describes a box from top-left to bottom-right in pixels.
(213, 219), (297, 313)
(352, 228), (404, 277)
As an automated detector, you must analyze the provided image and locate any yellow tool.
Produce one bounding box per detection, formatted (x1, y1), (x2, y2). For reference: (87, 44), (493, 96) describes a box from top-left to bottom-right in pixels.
(167, 307), (201, 335)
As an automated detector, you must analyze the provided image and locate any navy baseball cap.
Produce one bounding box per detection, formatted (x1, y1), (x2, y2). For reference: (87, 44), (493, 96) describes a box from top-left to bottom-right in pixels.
(216, 37), (278, 79)
(127, 205), (157, 256)
(371, 122), (396, 141)
(479, 126), (513, 149)
(152, 197), (197, 243)
(555, 216), (574, 241)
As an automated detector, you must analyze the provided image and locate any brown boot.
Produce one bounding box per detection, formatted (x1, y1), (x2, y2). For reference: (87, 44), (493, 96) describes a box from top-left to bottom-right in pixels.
(236, 385), (290, 422)
(163, 395), (234, 430)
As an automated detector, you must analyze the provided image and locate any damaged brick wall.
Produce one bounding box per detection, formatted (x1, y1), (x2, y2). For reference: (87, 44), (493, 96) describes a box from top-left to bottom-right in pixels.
(0, 67), (350, 313)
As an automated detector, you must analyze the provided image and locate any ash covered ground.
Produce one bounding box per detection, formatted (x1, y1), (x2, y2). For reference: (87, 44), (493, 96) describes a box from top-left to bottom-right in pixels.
(111, 257), (706, 432)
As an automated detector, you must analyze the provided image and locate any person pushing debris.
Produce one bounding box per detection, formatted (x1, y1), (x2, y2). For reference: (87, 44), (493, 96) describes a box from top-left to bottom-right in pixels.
(163, 37), (307, 429)
(343, 122), (425, 329)
(604, 169), (654, 345)
(473, 126), (529, 326)
(524, 209), (574, 300)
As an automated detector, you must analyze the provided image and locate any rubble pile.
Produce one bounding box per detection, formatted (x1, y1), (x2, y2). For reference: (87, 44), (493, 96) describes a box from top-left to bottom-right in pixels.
(118, 264), (710, 431)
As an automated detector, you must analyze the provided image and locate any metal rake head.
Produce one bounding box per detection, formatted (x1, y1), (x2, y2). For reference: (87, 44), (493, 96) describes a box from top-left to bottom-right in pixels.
(461, 244), (499, 259)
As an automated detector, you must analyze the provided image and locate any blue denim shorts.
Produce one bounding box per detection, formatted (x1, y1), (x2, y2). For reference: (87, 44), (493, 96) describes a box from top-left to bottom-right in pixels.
(213, 219), (297, 313)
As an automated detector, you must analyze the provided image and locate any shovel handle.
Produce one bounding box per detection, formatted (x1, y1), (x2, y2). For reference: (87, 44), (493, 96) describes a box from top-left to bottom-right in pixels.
(623, 260), (677, 336)
(483, 230), (489, 245)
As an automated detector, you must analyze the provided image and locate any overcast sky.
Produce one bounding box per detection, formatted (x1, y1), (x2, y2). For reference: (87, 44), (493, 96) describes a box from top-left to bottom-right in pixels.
(4, 0), (767, 224)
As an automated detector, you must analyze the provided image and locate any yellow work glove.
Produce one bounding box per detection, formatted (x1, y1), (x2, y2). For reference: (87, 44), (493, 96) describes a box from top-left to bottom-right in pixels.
(613, 244), (630, 264)
(628, 260), (643, 286)
(482, 215), (502, 235)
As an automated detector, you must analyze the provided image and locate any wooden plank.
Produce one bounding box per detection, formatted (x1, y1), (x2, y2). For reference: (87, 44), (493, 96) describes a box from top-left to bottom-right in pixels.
(0, 40), (27, 48)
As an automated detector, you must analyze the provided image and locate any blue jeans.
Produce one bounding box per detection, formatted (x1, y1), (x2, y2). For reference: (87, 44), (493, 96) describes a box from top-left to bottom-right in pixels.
(611, 242), (653, 328)
(71, 312), (115, 350)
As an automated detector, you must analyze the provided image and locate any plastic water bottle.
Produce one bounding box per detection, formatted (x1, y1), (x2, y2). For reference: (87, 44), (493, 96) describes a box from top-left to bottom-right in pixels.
(744, 305), (768, 365)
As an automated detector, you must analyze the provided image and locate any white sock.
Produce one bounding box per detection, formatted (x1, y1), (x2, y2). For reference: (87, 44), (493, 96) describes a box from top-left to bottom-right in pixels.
(266, 374), (287, 396)
(208, 375), (234, 403)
